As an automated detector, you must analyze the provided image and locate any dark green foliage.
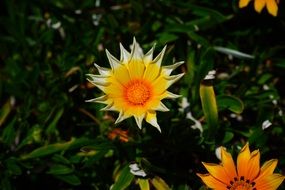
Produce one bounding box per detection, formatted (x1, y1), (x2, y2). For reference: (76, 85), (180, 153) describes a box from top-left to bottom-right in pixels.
(1, 0), (285, 189)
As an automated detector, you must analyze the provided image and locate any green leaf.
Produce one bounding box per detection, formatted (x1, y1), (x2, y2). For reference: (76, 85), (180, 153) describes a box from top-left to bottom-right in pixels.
(222, 132), (234, 144)
(5, 158), (22, 175)
(216, 95), (244, 114)
(46, 108), (64, 135)
(158, 33), (178, 44)
(20, 138), (93, 160)
(54, 174), (81, 186)
(200, 81), (218, 140)
(111, 165), (134, 190)
(1, 118), (16, 145)
(47, 164), (74, 175)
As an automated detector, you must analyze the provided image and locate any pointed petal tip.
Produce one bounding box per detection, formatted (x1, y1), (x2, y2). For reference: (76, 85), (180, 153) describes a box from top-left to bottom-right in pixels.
(134, 115), (144, 130)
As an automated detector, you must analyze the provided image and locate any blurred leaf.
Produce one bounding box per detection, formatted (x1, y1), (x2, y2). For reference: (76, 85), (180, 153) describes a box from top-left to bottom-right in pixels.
(51, 154), (71, 165)
(47, 164), (74, 175)
(0, 99), (12, 127)
(54, 174), (81, 186)
(17, 124), (42, 150)
(175, 3), (231, 30)
(257, 73), (272, 84)
(213, 46), (254, 59)
(5, 158), (22, 175)
(187, 31), (209, 46)
(20, 138), (93, 159)
(200, 81), (218, 140)
(138, 179), (150, 190)
(151, 176), (171, 190)
(217, 95), (244, 114)
(222, 131), (234, 144)
(46, 108), (64, 135)
(158, 33), (178, 44)
(111, 164), (134, 190)
(1, 118), (16, 145)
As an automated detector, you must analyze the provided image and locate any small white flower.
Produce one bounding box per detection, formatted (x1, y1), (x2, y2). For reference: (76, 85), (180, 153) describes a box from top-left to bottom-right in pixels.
(262, 120), (272, 130)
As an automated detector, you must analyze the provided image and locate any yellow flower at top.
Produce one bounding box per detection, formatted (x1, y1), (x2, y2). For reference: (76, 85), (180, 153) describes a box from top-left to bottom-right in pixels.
(197, 143), (285, 190)
(87, 38), (184, 132)
(239, 0), (279, 16)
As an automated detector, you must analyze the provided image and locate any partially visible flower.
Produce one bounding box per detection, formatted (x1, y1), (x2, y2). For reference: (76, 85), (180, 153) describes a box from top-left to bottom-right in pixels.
(239, 0), (279, 16)
(197, 143), (285, 190)
(87, 38), (184, 132)
(108, 128), (129, 142)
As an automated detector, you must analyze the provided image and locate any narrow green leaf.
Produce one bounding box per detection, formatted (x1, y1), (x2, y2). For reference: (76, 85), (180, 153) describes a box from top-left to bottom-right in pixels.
(1, 118), (16, 145)
(54, 174), (81, 186)
(111, 165), (134, 190)
(20, 138), (93, 160)
(46, 164), (73, 175)
(216, 95), (244, 114)
(200, 81), (218, 140)
(46, 108), (64, 135)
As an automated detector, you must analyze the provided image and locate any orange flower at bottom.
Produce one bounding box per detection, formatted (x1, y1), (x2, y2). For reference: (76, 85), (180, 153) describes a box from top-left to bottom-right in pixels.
(197, 143), (285, 190)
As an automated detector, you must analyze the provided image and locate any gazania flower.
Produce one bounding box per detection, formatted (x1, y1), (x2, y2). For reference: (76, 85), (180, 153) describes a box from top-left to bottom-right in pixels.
(197, 143), (285, 190)
(239, 0), (279, 16)
(87, 38), (184, 132)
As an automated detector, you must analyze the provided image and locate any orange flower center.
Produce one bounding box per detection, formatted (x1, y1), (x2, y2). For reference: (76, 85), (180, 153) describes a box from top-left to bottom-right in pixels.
(227, 177), (256, 190)
(124, 79), (151, 106)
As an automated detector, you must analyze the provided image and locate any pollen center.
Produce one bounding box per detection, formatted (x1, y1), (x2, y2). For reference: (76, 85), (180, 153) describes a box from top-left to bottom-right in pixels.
(228, 177), (256, 190)
(124, 79), (151, 106)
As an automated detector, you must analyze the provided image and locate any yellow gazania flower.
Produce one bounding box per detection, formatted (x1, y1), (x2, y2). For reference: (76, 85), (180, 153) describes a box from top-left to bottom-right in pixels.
(197, 143), (285, 190)
(87, 38), (184, 132)
(239, 0), (279, 16)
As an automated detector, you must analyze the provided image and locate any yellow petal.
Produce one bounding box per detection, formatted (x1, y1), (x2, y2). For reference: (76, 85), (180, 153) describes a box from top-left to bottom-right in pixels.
(144, 62), (161, 82)
(105, 80), (124, 98)
(162, 61), (184, 76)
(237, 143), (251, 177)
(255, 174), (285, 190)
(202, 162), (231, 185)
(152, 76), (168, 96)
(246, 150), (260, 180)
(260, 159), (278, 177)
(106, 49), (121, 70)
(239, 0), (252, 8)
(113, 64), (131, 85)
(220, 147), (238, 181)
(164, 73), (185, 89)
(160, 91), (181, 99)
(146, 111), (161, 132)
(266, 0), (278, 16)
(154, 102), (169, 112)
(112, 97), (128, 110)
(128, 59), (145, 79)
(254, 0), (266, 13)
(130, 37), (143, 60)
(94, 63), (111, 76)
(115, 110), (132, 124)
(143, 45), (155, 64)
(153, 46), (167, 67)
(197, 173), (227, 189)
(120, 43), (131, 63)
(134, 114), (145, 129)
